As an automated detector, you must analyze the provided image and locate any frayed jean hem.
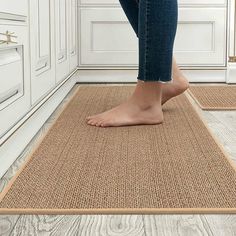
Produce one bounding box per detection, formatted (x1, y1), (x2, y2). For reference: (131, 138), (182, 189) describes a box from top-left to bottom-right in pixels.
(137, 77), (174, 84)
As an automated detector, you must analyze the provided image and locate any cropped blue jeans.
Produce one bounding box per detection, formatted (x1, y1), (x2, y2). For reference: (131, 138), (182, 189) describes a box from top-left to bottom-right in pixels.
(119, 0), (178, 82)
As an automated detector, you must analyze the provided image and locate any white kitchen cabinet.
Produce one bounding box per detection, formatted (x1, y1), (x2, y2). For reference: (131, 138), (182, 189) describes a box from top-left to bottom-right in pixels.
(69, 0), (78, 72)
(79, 7), (227, 67)
(0, 17), (31, 138)
(29, 0), (56, 106)
(55, 0), (70, 84)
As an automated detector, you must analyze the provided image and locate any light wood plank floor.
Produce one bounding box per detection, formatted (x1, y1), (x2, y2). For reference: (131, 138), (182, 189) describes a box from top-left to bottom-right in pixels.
(0, 83), (236, 236)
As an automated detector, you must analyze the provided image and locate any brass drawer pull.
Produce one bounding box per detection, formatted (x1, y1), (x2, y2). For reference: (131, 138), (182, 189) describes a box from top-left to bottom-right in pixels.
(229, 56), (236, 62)
(0, 31), (18, 45)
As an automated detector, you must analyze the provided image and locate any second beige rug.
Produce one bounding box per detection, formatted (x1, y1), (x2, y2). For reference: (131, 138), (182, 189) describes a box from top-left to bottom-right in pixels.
(0, 85), (236, 214)
(188, 85), (236, 110)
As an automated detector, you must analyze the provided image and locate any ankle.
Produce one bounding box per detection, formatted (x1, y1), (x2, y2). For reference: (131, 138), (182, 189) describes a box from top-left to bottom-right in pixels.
(130, 95), (162, 111)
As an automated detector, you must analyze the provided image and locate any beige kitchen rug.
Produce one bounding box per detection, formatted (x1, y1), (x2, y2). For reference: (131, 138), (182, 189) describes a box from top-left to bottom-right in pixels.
(0, 85), (236, 214)
(188, 85), (236, 110)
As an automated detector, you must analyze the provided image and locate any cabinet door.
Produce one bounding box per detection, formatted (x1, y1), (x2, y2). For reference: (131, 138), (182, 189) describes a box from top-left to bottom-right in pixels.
(55, 0), (70, 83)
(0, 24), (30, 138)
(29, 0), (56, 106)
(69, 0), (78, 72)
(79, 8), (138, 66)
(79, 7), (226, 67)
(174, 7), (227, 66)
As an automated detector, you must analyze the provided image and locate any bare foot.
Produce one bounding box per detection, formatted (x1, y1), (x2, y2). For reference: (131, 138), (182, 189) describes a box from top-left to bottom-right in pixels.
(86, 99), (163, 127)
(86, 81), (163, 127)
(161, 74), (189, 105)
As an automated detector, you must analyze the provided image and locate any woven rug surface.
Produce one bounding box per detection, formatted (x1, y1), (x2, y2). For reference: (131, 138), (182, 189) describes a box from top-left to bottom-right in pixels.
(188, 85), (236, 110)
(0, 85), (236, 214)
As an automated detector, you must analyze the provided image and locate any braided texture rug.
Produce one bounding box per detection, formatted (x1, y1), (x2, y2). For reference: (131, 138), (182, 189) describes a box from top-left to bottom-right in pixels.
(0, 85), (236, 214)
(188, 85), (236, 110)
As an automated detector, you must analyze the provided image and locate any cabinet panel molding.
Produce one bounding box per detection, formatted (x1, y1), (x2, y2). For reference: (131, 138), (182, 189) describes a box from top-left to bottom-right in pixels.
(69, 0), (78, 71)
(35, 0), (51, 75)
(175, 8), (227, 66)
(55, 0), (70, 83)
(29, 0), (56, 105)
(79, 8), (138, 66)
(79, 7), (226, 67)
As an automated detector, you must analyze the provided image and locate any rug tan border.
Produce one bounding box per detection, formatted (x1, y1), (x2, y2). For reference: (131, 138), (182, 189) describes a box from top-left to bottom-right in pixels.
(0, 85), (236, 215)
(187, 88), (236, 110)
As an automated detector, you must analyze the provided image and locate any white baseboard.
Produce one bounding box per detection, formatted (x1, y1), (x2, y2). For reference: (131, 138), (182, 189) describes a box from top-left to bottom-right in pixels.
(76, 69), (228, 83)
(0, 71), (78, 178)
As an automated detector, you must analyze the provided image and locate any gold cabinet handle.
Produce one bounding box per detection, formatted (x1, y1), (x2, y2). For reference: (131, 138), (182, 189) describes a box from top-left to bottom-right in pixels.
(0, 31), (18, 44)
(228, 56), (236, 63)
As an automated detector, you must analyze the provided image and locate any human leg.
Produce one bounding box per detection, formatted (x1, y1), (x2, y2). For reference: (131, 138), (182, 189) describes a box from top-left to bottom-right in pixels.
(119, 0), (189, 103)
(86, 0), (180, 127)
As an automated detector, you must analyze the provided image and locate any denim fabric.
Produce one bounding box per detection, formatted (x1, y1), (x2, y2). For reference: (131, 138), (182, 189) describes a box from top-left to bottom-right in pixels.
(119, 0), (178, 82)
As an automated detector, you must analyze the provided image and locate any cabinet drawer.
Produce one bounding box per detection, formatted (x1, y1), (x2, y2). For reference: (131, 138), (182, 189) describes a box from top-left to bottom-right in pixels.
(0, 0), (28, 16)
(79, 0), (226, 6)
(79, 7), (227, 67)
(0, 24), (30, 138)
(0, 48), (23, 110)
